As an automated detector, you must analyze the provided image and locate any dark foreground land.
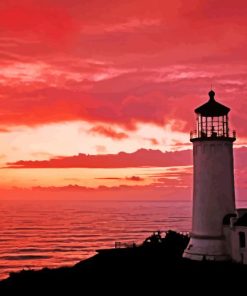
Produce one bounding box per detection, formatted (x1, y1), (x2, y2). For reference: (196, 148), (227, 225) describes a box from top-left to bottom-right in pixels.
(0, 231), (246, 293)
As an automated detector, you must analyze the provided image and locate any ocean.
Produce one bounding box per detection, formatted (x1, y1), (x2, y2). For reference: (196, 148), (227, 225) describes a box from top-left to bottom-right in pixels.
(1, 199), (243, 280)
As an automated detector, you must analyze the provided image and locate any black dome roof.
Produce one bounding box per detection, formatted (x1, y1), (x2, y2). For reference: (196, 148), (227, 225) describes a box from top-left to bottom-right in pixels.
(195, 90), (230, 117)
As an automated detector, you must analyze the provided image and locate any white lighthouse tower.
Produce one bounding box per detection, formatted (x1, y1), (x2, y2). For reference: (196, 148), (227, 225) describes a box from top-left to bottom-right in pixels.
(183, 90), (236, 261)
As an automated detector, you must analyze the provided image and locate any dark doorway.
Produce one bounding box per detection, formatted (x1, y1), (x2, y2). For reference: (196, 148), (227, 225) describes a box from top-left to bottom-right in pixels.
(239, 232), (246, 248)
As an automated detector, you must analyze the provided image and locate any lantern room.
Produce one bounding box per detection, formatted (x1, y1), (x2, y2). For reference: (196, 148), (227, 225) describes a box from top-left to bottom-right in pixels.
(190, 90), (236, 141)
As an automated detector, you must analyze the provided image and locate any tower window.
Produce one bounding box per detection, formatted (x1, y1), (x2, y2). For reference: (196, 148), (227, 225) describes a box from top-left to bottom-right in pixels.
(239, 232), (246, 248)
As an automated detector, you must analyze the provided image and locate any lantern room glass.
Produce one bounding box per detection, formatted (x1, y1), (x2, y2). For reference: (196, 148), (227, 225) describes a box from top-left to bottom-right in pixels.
(197, 114), (229, 138)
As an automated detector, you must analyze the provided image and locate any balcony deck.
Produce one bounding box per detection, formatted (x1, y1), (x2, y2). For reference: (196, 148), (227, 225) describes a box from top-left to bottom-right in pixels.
(190, 130), (236, 142)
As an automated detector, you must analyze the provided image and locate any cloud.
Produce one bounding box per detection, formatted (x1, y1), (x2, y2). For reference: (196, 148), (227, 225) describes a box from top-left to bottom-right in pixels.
(0, 2), (79, 44)
(96, 176), (144, 181)
(2, 145), (247, 200)
(7, 147), (247, 170)
(89, 125), (128, 140)
(145, 138), (159, 145)
(0, 0), (246, 137)
(0, 127), (9, 132)
(125, 176), (144, 181)
(6, 148), (192, 168)
(1, 0), (247, 200)
(63, 178), (82, 182)
(0, 183), (191, 201)
(95, 177), (121, 180)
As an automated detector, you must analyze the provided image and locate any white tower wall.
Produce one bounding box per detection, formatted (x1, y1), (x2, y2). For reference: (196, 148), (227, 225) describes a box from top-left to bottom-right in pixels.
(184, 140), (235, 260)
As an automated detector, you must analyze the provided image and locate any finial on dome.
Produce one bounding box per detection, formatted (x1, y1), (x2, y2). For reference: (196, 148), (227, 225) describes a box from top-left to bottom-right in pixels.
(208, 90), (215, 100)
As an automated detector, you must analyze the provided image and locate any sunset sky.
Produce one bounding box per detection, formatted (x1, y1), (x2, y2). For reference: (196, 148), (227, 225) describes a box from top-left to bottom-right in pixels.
(1, 0), (247, 200)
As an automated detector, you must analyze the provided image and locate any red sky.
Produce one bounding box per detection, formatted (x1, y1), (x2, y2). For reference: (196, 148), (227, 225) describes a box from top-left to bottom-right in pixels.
(1, 0), (247, 200)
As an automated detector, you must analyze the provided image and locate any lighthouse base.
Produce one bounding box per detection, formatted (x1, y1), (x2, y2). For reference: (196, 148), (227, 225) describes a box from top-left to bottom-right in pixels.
(183, 235), (231, 261)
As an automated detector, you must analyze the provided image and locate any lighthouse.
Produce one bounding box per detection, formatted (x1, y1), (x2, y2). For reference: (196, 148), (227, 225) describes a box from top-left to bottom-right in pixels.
(183, 90), (236, 261)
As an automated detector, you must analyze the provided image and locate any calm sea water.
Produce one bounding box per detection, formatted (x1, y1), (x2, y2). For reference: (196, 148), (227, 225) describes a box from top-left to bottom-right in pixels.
(0, 200), (192, 280)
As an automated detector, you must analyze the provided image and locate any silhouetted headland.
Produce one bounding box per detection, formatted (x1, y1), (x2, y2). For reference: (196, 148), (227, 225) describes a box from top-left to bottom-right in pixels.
(0, 230), (247, 293)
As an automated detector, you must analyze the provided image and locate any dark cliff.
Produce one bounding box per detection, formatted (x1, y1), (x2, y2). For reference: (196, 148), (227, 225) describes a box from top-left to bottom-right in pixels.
(0, 231), (246, 293)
